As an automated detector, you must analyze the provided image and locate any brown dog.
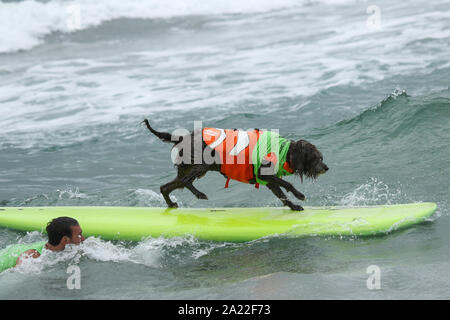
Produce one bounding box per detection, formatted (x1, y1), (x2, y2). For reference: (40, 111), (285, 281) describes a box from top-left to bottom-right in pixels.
(143, 119), (328, 211)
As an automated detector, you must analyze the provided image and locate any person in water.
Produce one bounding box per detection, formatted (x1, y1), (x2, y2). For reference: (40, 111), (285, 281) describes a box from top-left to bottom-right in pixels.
(0, 217), (85, 271)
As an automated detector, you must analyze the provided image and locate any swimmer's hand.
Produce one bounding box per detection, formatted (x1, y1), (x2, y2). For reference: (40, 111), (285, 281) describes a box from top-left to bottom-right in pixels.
(15, 249), (41, 267)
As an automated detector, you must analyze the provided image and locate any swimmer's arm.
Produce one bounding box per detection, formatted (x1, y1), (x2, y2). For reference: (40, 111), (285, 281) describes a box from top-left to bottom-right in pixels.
(15, 249), (41, 267)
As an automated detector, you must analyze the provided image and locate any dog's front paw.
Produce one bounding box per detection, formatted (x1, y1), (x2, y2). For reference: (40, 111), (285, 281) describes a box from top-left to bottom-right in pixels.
(196, 192), (208, 200)
(288, 203), (304, 211)
(168, 202), (179, 208)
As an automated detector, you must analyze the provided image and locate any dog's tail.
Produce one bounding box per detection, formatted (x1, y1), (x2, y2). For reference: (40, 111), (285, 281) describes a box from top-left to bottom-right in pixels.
(142, 119), (173, 143)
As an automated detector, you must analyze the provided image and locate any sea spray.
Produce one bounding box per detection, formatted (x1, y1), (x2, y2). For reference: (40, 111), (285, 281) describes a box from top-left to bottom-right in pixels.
(340, 177), (407, 207)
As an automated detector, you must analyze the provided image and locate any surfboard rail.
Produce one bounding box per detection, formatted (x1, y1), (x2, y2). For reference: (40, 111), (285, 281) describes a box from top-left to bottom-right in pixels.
(0, 202), (437, 242)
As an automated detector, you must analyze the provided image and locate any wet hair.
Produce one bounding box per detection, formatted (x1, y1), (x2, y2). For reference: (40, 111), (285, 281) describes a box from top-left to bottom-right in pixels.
(46, 217), (79, 246)
(288, 140), (328, 182)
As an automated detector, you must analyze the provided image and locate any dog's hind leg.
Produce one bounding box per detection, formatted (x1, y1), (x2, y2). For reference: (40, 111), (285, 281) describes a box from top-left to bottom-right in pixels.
(266, 183), (303, 211)
(160, 178), (185, 208)
(160, 165), (209, 207)
(180, 165), (209, 200)
(185, 182), (208, 200)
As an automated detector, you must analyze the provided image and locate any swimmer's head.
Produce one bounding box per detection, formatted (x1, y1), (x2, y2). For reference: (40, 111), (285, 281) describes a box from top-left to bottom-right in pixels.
(46, 217), (85, 247)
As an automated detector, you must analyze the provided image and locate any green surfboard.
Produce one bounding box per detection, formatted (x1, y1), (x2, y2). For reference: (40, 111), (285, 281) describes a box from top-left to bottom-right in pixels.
(0, 203), (436, 242)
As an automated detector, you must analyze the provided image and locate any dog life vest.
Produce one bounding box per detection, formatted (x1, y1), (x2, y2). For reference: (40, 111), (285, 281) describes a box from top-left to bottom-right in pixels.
(202, 128), (294, 188)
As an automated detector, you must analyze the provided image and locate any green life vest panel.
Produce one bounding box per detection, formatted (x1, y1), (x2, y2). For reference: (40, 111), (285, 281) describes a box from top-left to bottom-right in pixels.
(0, 241), (45, 272)
(252, 131), (292, 185)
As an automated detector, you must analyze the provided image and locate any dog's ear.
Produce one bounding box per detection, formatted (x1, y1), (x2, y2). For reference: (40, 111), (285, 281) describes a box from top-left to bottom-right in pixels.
(298, 139), (316, 162)
(289, 140), (305, 173)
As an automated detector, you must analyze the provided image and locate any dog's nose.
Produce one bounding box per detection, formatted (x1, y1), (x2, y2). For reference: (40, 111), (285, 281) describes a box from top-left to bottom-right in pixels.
(324, 165), (329, 171)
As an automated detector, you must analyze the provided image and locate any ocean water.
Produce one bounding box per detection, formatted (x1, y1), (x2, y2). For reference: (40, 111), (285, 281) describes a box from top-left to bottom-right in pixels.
(0, 0), (449, 299)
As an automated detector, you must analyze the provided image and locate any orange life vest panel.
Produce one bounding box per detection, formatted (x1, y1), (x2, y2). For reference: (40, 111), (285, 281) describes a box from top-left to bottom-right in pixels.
(202, 128), (262, 187)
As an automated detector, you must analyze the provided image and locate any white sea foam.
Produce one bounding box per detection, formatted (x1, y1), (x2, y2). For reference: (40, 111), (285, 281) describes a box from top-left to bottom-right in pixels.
(9, 234), (236, 274)
(0, 0), (346, 54)
(0, 0), (449, 150)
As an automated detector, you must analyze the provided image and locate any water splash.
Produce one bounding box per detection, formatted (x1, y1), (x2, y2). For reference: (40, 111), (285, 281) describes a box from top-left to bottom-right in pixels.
(340, 177), (406, 206)
(368, 88), (408, 111)
(56, 187), (88, 200)
(7, 233), (237, 274)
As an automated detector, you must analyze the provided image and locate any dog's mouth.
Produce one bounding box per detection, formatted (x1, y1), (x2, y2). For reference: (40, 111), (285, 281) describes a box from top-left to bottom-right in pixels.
(316, 164), (329, 176)
(296, 167), (328, 182)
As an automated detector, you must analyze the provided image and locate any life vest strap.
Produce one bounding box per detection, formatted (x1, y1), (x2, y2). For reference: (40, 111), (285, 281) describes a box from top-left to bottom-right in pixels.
(224, 177), (260, 189)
